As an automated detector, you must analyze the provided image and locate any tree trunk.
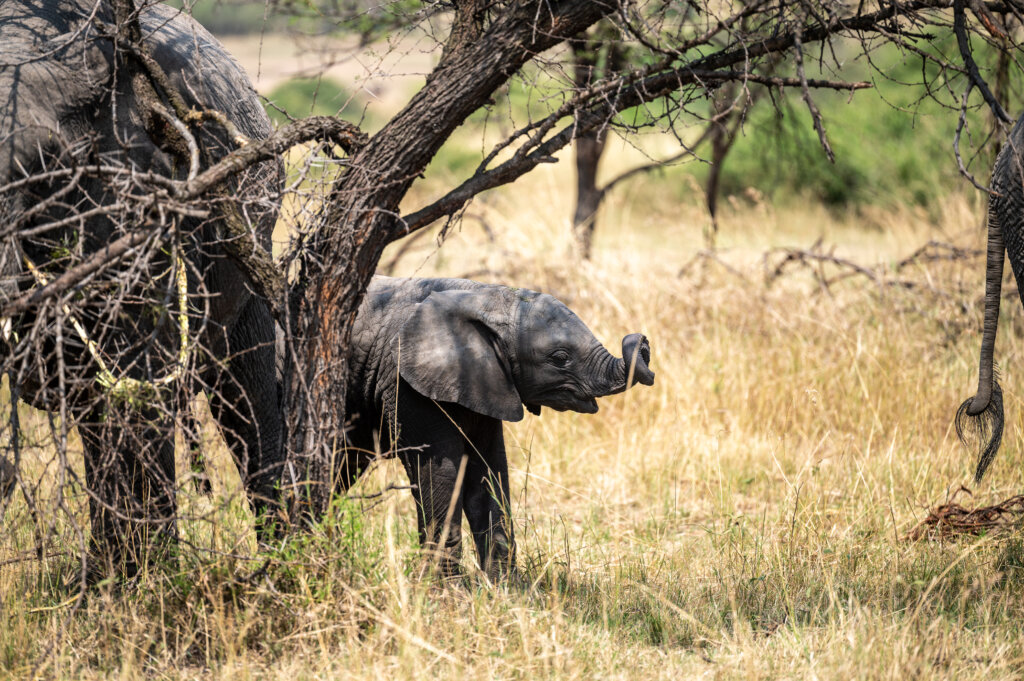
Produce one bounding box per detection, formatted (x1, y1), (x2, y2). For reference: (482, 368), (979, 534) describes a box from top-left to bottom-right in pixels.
(572, 43), (605, 260)
(705, 82), (737, 249)
(282, 2), (613, 519)
(570, 34), (626, 260)
(573, 133), (605, 260)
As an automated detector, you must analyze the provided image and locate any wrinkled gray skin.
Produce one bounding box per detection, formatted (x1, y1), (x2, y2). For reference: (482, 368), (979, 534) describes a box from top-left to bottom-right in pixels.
(342, 276), (655, 579)
(0, 1), (283, 575)
(957, 115), (1024, 483)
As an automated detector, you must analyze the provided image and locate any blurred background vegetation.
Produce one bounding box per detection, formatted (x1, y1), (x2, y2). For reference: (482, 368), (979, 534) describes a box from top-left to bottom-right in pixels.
(165, 1), (1020, 220)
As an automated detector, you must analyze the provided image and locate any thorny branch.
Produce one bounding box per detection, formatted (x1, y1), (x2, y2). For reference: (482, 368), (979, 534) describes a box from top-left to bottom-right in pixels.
(954, 0), (1012, 124)
(401, 71), (869, 234)
(793, 26), (835, 163)
(401, 0), (1020, 235)
(1, 116), (366, 321)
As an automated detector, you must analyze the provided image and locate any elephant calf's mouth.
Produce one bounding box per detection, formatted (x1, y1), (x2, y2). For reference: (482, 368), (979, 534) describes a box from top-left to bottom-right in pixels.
(547, 389), (599, 414)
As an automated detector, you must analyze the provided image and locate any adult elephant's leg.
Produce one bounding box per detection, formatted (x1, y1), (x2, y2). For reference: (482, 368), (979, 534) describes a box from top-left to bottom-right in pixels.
(393, 387), (468, 578)
(205, 295), (283, 538)
(463, 418), (516, 580)
(79, 403), (177, 579)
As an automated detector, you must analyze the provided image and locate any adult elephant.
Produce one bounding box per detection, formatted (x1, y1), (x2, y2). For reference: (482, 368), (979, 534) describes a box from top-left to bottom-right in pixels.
(0, 1), (283, 576)
(958, 115), (1024, 482)
(340, 276), (655, 580)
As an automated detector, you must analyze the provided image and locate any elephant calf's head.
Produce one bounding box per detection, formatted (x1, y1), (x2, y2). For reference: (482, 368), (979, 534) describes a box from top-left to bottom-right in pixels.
(513, 292), (654, 415)
(396, 284), (654, 421)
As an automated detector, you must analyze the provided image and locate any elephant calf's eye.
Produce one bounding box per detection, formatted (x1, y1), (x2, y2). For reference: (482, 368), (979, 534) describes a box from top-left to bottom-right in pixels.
(550, 351), (570, 367)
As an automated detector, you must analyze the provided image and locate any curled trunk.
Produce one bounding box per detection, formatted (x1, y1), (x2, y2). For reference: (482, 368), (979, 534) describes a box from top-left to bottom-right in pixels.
(590, 333), (655, 397)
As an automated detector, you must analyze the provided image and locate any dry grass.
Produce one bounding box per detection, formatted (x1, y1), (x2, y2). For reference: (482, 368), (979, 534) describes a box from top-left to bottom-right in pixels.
(7, 111), (1024, 680)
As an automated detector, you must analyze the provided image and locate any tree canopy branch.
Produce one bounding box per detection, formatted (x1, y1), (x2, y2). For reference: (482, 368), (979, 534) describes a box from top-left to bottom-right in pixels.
(954, 0), (1012, 124)
(401, 70), (869, 235)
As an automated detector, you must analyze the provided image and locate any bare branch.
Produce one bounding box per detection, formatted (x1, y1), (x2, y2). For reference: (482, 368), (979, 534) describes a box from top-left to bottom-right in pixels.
(953, 85), (994, 192)
(793, 26), (835, 163)
(179, 116), (366, 201)
(152, 103), (199, 181)
(1, 228), (158, 318)
(954, 0), (1012, 124)
(401, 70), (868, 234)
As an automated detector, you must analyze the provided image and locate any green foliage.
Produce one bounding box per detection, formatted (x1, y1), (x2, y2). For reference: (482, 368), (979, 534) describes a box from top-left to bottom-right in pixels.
(328, 0), (422, 41)
(450, 41), (1011, 211)
(682, 40), (1017, 210)
(266, 494), (387, 595)
(163, 0), (278, 35)
(700, 88), (964, 210)
(164, 0), (423, 39)
(467, 68), (562, 126)
(264, 76), (358, 125)
(422, 144), (482, 180)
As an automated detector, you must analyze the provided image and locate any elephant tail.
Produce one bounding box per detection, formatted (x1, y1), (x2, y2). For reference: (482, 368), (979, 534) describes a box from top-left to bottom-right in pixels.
(956, 200), (1006, 483)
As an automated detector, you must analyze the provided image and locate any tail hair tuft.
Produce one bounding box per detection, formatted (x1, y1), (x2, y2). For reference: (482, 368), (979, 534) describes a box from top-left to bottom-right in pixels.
(955, 380), (1005, 483)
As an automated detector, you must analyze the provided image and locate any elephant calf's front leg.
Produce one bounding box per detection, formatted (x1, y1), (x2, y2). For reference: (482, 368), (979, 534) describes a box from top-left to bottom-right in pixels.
(463, 420), (516, 581)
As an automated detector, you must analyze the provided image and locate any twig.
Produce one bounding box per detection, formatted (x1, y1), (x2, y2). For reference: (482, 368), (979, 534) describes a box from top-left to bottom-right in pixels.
(152, 103), (199, 181)
(1, 227), (160, 318)
(905, 487), (1024, 541)
(954, 85), (995, 192)
(762, 238), (984, 296)
(347, 483), (417, 501)
(794, 26), (835, 163)
(678, 249), (751, 283)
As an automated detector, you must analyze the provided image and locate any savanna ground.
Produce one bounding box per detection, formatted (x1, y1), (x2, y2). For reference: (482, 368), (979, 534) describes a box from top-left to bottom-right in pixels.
(5, 19), (1024, 681)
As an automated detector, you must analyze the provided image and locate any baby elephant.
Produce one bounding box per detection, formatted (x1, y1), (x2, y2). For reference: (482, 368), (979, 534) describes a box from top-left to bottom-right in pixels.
(341, 276), (654, 580)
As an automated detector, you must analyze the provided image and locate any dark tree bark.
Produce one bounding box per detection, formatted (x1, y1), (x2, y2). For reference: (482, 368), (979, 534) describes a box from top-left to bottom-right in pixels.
(705, 82), (738, 244)
(571, 39), (614, 259)
(572, 117), (606, 260)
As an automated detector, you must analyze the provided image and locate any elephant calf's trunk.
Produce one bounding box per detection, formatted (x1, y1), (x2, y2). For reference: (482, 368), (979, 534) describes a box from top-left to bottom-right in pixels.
(621, 333), (655, 387)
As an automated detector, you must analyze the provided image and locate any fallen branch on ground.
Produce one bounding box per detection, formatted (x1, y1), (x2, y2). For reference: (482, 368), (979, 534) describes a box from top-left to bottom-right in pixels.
(762, 238), (984, 296)
(678, 249), (751, 283)
(905, 486), (1024, 541)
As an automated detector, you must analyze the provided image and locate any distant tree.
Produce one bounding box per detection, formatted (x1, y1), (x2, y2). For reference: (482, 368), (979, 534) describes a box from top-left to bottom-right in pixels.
(567, 15), (780, 257)
(569, 21), (626, 259)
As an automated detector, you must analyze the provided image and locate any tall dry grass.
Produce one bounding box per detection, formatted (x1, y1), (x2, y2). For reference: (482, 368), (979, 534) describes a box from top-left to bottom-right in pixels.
(4, 142), (1024, 679)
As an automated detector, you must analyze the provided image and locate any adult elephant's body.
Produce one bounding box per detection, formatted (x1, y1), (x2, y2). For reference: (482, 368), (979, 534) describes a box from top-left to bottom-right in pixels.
(342, 276), (654, 579)
(958, 116), (1024, 481)
(1, 1), (283, 574)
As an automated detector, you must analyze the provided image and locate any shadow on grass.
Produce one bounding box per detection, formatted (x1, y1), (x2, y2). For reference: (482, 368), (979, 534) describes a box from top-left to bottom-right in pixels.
(516, 526), (1024, 650)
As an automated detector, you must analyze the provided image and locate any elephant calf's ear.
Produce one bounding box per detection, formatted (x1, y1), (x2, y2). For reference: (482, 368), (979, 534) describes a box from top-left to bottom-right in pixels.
(397, 289), (524, 422)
